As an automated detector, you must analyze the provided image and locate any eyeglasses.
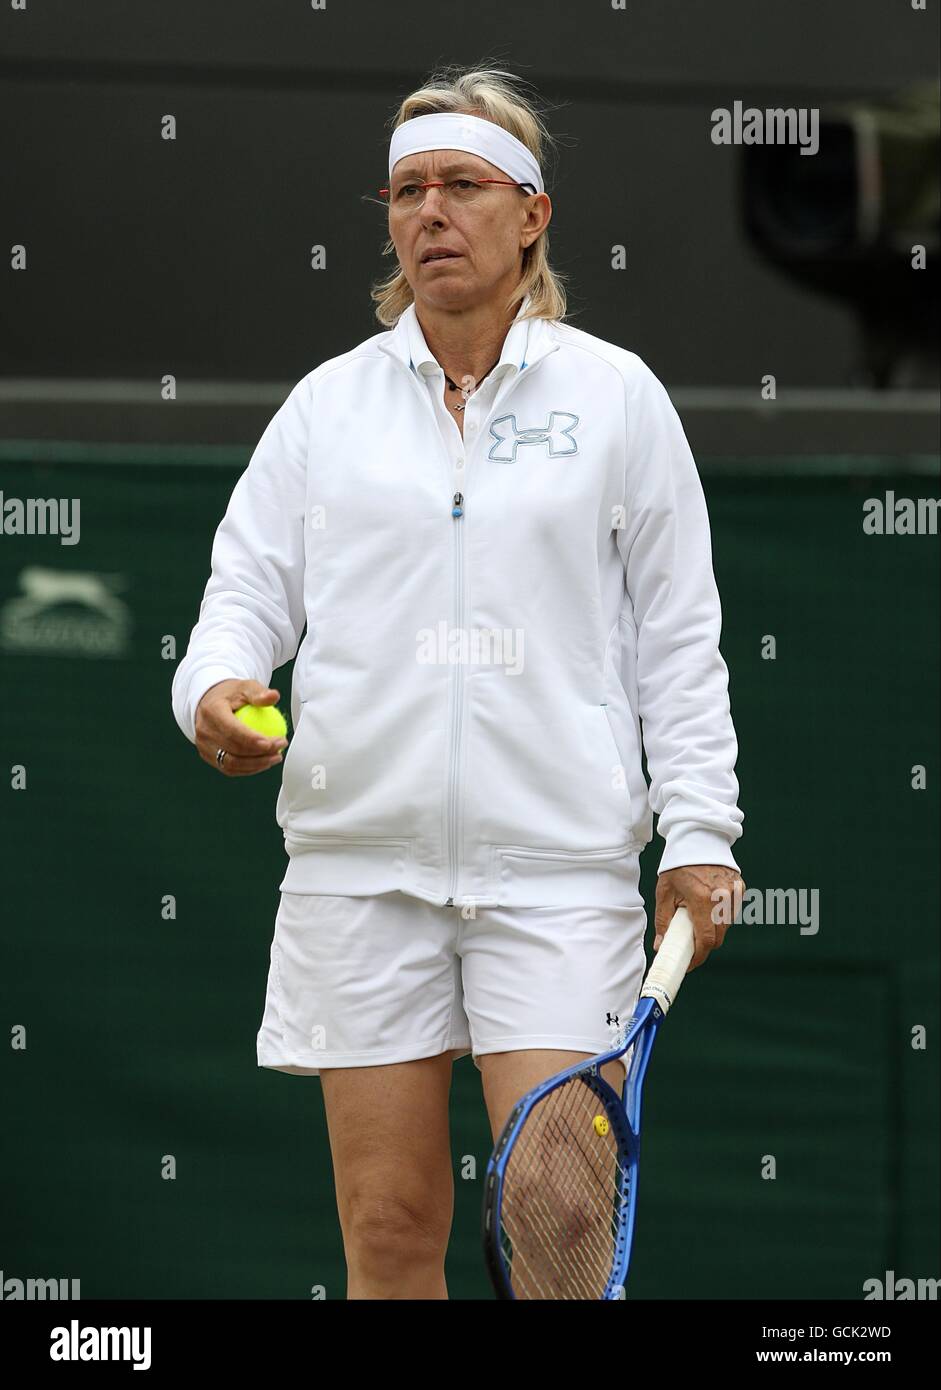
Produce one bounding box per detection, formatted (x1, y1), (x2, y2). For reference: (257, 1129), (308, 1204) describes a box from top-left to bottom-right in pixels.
(378, 177), (533, 213)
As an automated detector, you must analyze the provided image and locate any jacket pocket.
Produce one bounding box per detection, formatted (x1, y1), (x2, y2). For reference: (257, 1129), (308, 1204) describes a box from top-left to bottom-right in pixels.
(490, 838), (643, 906)
(281, 829), (415, 876)
(283, 831), (413, 853)
(279, 696), (315, 806)
(492, 839), (643, 865)
(595, 701), (632, 796)
(597, 700), (639, 802)
(601, 624), (650, 837)
(598, 698), (650, 835)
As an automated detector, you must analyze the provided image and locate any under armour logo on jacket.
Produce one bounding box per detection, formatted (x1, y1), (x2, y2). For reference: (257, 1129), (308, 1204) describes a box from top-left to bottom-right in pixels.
(487, 411), (579, 462)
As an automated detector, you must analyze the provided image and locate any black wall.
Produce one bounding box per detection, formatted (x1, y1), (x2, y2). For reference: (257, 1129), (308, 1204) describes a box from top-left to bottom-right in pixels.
(2, 0), (938, 385)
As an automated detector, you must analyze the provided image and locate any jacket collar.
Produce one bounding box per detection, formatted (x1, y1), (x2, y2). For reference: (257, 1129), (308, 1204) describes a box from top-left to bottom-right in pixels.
(377, 291), (558, 384)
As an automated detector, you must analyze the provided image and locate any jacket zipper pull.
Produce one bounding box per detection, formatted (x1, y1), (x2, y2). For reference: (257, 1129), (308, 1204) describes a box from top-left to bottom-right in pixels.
(451, 492), (464, 518)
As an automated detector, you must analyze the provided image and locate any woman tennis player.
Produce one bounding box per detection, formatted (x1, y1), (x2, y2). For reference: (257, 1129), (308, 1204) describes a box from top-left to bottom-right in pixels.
(171, 62), (745, 1299)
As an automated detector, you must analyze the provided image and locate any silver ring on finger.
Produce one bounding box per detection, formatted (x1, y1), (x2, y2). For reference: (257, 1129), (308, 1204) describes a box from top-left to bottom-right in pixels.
(215, 747), (227, 769)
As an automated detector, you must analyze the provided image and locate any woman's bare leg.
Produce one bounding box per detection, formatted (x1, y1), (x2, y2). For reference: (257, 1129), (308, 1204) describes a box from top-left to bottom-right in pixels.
(320, 1051), (457, 1299)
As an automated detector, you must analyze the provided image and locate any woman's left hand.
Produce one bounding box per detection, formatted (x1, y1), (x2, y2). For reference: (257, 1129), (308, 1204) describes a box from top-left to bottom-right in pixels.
(654, 864), (745, 972)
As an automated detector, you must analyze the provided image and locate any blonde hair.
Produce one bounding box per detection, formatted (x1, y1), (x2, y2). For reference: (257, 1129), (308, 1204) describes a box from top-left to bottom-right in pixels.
(369, 61), (569, 327)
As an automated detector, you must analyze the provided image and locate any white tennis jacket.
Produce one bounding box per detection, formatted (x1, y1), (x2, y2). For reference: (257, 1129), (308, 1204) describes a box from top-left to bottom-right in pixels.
(171, 296), (743, 908)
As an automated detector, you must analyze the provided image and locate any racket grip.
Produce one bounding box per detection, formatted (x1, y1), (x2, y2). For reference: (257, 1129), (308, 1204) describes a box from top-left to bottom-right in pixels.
(639, 906), (696, 1013)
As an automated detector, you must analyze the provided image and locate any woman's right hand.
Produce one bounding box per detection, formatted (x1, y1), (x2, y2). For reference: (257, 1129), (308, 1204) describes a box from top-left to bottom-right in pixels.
(194, 678), (289, 776)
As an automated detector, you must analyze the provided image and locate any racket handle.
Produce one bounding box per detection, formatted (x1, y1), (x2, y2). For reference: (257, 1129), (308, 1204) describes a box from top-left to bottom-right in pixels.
(639, 906), (696, 1013)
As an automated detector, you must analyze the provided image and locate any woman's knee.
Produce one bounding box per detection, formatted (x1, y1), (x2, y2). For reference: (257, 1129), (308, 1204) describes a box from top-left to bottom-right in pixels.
(343, 1189), (451, 1269)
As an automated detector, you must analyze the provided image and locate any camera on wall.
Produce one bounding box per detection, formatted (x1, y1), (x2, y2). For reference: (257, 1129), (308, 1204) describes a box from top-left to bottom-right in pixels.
(742, 83), (940, 388)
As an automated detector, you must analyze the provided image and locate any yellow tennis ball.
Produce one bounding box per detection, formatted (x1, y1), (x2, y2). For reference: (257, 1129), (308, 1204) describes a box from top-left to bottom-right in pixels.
(593, 1115), (609, 1137)
(235, 703), (287, 738)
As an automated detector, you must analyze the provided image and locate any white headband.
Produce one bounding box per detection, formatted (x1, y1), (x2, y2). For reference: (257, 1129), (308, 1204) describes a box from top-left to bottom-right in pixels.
(388, 112), (544, 195)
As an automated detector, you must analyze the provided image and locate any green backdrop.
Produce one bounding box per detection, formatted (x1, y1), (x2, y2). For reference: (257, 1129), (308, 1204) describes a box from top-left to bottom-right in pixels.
(1, 444), (937, 1299)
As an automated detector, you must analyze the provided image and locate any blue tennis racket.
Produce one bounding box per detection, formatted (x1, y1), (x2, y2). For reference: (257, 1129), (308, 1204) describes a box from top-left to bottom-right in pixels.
(482, 906), (696, 1300)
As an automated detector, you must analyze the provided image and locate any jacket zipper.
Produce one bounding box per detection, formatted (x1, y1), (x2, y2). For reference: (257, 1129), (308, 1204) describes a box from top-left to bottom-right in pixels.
(447, 488), (464, 906)
(399, 356), (546, 909)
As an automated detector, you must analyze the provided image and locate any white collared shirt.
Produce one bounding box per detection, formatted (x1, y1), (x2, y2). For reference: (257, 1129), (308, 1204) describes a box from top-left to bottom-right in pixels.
(404, 294), (533, 482)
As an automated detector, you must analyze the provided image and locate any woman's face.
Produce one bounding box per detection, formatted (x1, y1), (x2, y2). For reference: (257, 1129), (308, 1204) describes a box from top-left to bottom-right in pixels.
(387, 148), (551, 312)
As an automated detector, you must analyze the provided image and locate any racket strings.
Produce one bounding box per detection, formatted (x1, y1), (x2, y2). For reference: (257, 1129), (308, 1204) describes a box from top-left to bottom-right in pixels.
(505, 1157), (625, 1300)
(501, 1171), (620, 1300)
(499, 1075), (630, 1299)
(501, 1108), (623, 1299)
(502, 1158), (612, 1300)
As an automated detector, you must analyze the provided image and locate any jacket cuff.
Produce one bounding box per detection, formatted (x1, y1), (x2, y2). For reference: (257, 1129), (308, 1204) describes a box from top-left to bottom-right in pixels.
(174, 664), (245, 745)
(657, 825), (742, 875)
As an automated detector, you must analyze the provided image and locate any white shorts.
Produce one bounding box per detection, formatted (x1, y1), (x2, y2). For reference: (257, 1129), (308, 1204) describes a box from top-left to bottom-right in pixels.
(256, 875), (649, 1078)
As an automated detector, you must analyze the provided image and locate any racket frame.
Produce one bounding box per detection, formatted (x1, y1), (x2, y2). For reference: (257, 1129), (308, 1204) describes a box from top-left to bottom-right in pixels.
(482, 995), (665, 1300)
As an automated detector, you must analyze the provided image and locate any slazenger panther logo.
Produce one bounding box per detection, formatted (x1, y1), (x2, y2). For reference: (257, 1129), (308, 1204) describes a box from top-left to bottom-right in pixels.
(488, 411), (579, 461)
